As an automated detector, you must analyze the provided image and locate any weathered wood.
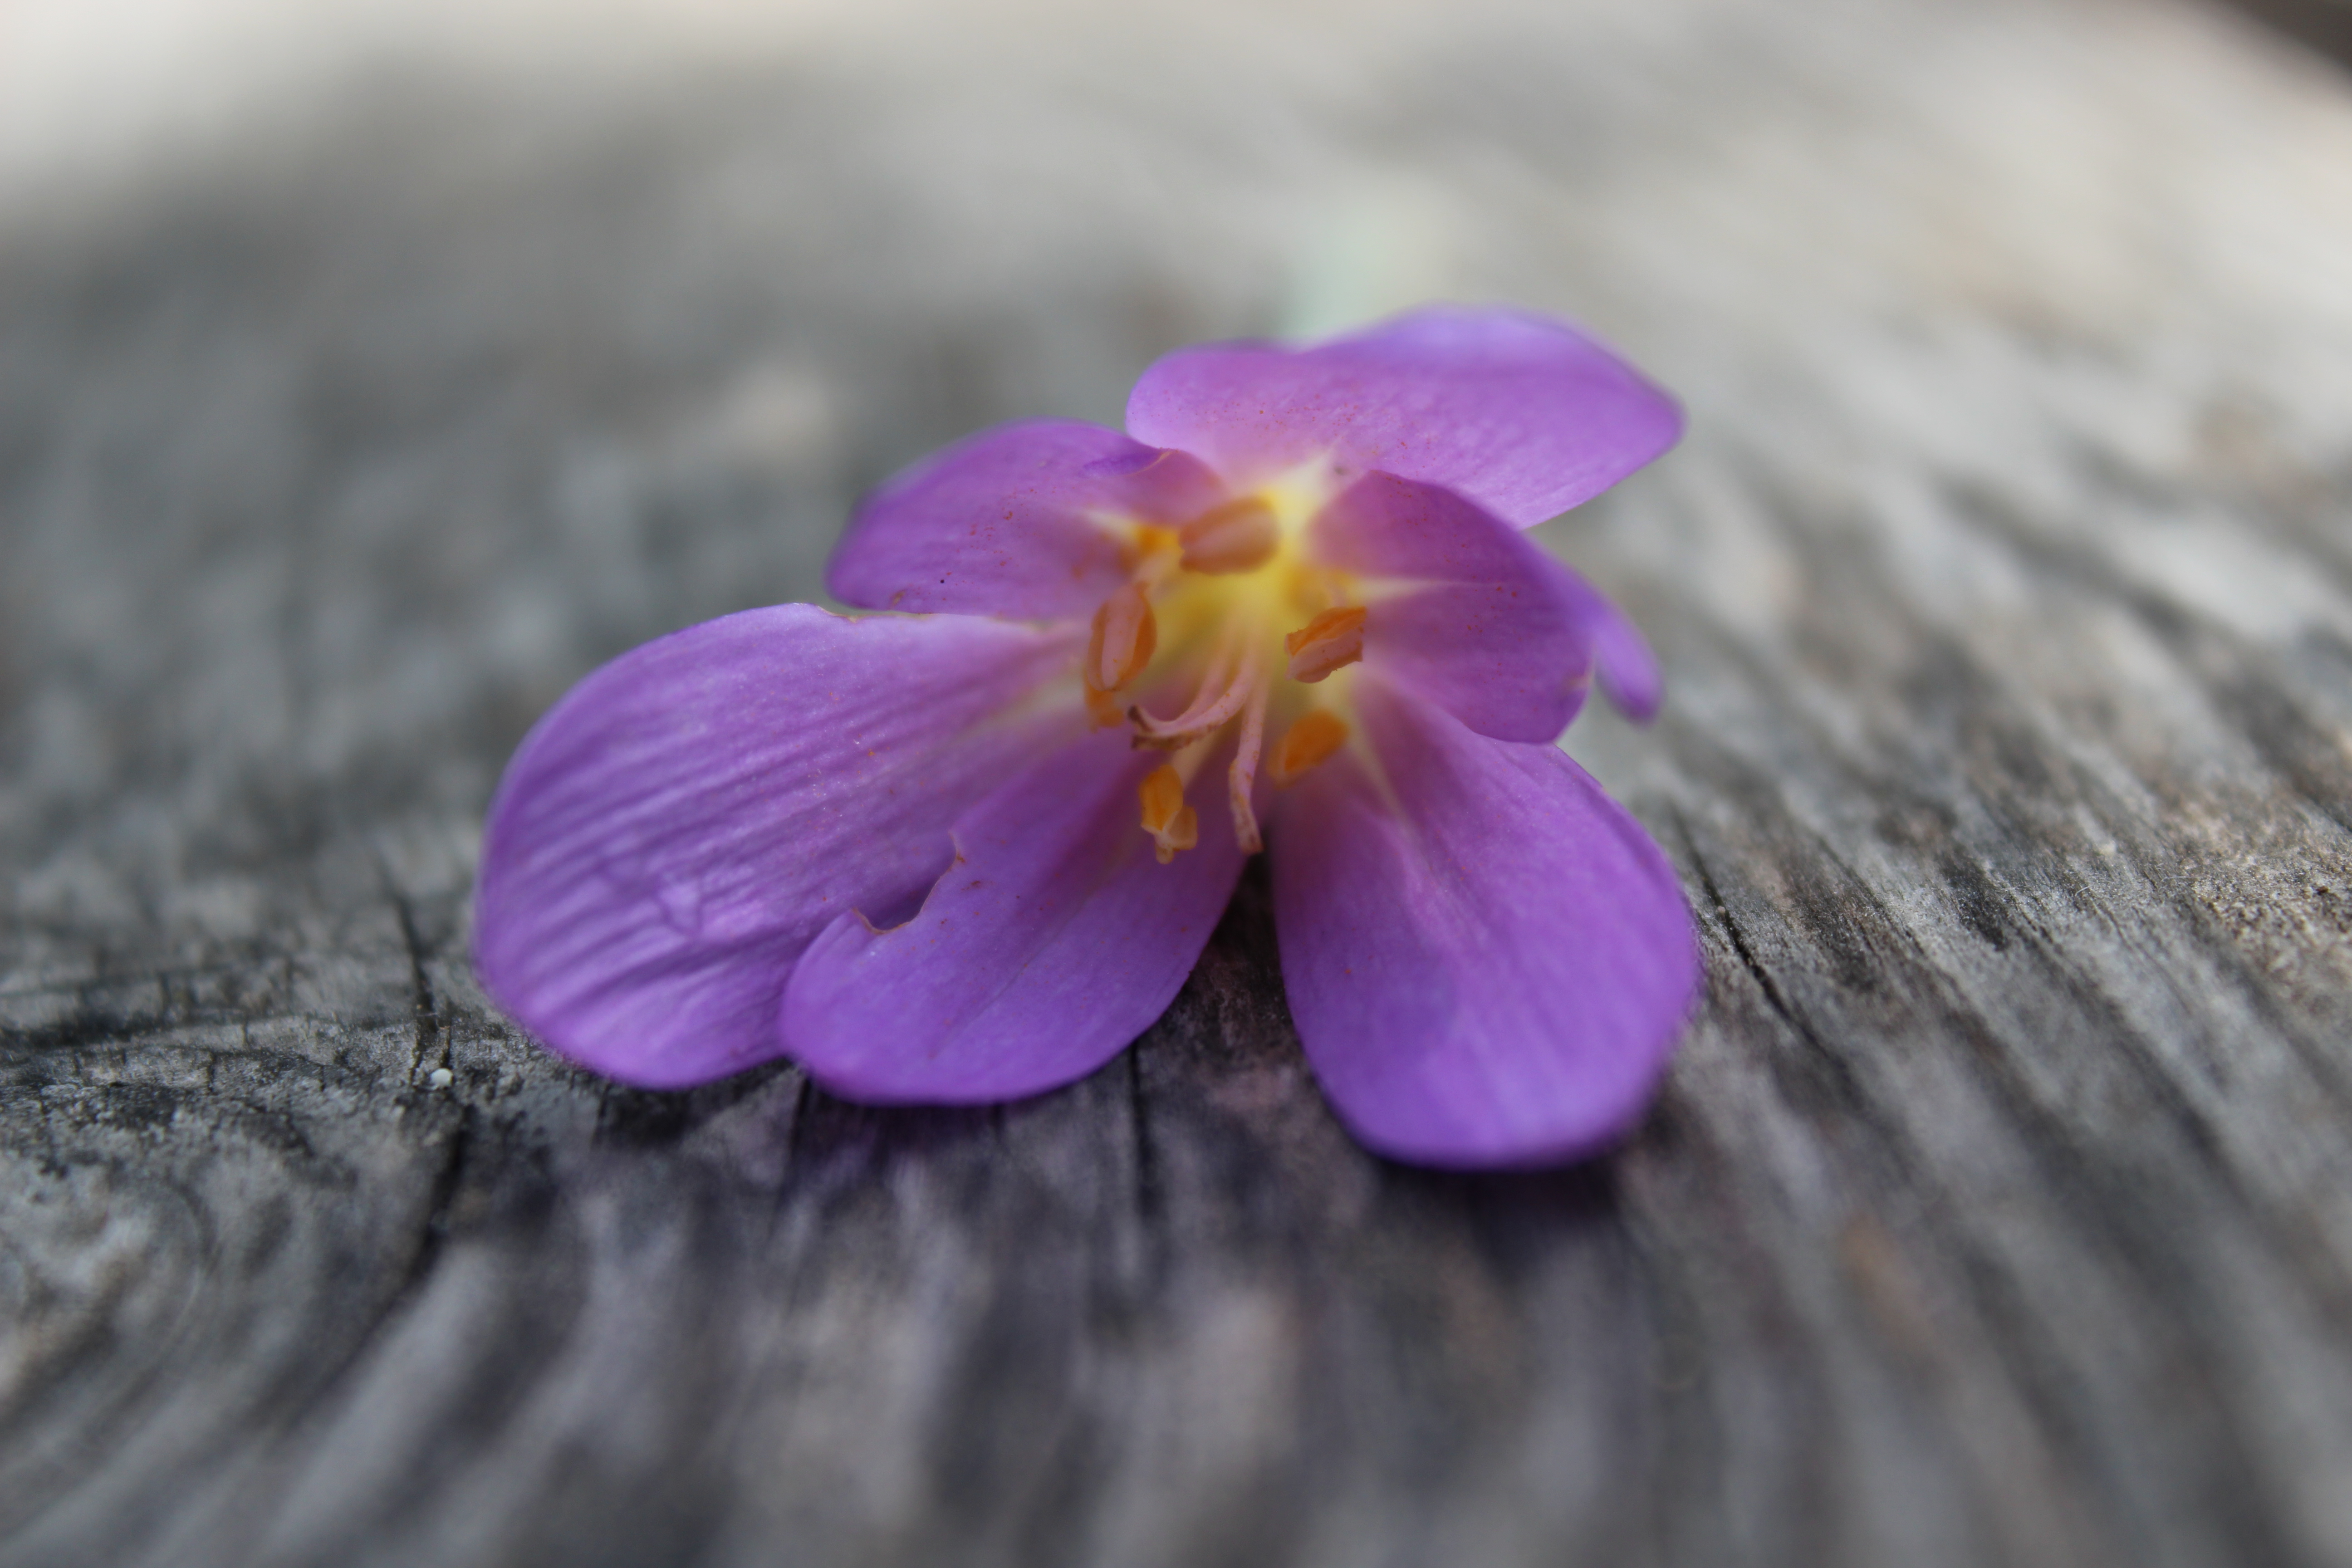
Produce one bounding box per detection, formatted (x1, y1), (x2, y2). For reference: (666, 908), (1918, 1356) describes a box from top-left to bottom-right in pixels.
(3, 0), (2351, 1563)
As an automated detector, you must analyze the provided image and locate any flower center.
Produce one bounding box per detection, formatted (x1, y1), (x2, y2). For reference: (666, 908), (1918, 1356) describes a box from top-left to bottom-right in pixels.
(1083, 474), (1363, 861)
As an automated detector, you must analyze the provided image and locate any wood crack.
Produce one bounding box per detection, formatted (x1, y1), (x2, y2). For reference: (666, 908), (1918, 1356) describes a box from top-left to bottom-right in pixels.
(388, 889), (446, 1086)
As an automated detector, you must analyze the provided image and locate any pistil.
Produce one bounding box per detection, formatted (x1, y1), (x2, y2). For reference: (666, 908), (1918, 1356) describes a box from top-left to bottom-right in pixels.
(1228, 681), (1269, 853)
(1130, 643), (1264, 751)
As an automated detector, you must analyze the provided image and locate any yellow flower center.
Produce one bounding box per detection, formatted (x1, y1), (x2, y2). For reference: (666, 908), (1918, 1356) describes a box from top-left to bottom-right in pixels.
(1086, 468), (1363, 860)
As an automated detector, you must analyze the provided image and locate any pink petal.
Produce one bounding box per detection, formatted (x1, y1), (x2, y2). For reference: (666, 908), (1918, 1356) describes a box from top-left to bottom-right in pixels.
(1270, 679), (1699, 1166)
(1309, 472), (1591, 743)
(828, 419), (1228, 619)
(1126, 305), (1682, 529)
(1552, 562), (1664, 722)
(782, 728), (1246, 1102)
(474, 605), (1082, 1088)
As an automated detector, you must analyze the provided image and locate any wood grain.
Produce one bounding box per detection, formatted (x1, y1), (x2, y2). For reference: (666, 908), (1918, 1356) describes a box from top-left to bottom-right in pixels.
(3, 0), (2351, 1563)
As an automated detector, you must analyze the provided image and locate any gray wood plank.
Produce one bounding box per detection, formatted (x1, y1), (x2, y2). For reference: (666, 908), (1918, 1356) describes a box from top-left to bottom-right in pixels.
(3, 0), (2351, 1563)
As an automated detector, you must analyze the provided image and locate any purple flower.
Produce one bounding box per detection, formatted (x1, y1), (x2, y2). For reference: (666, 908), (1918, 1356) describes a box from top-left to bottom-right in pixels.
(475, 306), (1700, 1167)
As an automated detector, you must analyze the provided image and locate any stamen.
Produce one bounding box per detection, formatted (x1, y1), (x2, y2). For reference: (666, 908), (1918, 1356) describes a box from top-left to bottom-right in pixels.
(1086, 583), (1157, 695)
(1284, 606), (1367, 683)
(1125, 524), (1180, 573)
(1178, 498), (1281, 575)
(1270, 710), (1349, 786)
(1128, 526), (1185, 595)
(1228, 681), (1269, 854)
(1084, 685), (1125, 730)
(1137, 763), (1200, 864)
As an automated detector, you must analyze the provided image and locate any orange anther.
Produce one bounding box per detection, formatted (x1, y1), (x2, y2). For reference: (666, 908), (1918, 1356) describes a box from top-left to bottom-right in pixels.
(1178, 497), (1281, 576)
(1283, 606), (1367, 684)
(1124, 524), (1180, 571)
(1153, 807), (1199, 864)
(1086, 583), (1157, 693)
(1084, 684), (1125, 730)
(1138, 763), (1199, 863)
(1139, 764), (1186, 833)
(1270, 710), (1349, 786)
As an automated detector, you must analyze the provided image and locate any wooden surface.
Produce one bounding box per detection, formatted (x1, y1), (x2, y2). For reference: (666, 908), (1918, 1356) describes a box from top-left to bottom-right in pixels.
(4, 0), (2352, 1563)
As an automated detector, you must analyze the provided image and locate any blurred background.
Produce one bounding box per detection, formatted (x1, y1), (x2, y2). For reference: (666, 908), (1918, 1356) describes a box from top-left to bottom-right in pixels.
(5, 0), (2347, 861)
(5, 1), (2352, 1564)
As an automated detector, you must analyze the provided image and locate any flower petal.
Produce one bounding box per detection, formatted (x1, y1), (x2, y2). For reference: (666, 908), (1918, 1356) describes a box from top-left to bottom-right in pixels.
(1551, 561), (1665, 722)
(475, 605), (1082, 1088)
(1270, 679), (1698, 1166)
(782, 728), (1246, 1101)
(1309, 472), (1590, 743)
(1125, 305), (1682, 528)
(828, 419), (1228, 618)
